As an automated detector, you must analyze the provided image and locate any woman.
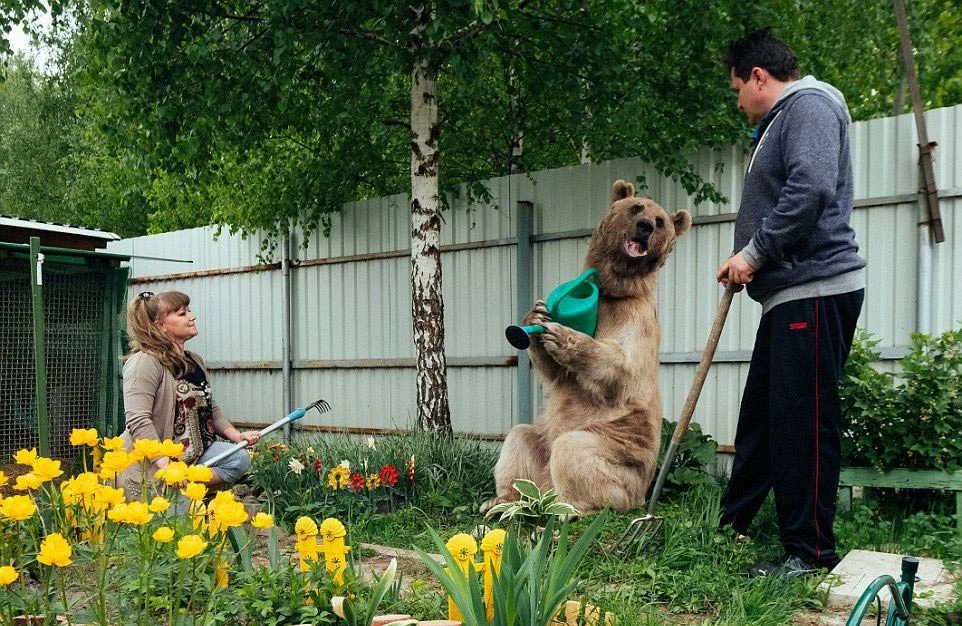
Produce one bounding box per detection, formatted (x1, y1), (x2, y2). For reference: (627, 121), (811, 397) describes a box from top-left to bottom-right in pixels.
(119, 290), (260, 500)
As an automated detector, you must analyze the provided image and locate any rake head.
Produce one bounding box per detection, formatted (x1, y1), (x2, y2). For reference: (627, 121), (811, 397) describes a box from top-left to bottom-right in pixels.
(614, 513), (664, 558)
(305, 398), (332, 415)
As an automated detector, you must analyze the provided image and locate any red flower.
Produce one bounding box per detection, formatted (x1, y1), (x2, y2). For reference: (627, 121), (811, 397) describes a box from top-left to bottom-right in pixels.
(314, 459), (323, 476)
(349, 473), (365, 493)
(379, 464), (398, 488)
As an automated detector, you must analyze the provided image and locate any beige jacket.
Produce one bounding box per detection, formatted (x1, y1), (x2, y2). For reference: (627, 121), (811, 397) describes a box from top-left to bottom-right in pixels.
(118, 350), (234, 499)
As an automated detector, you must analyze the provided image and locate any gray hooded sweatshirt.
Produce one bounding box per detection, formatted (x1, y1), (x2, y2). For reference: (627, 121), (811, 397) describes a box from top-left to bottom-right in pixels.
(735, 75), (866, 313)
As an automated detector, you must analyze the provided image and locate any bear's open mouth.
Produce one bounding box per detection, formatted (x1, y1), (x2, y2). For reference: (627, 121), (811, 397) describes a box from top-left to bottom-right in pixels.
(624, 236), (649, 258)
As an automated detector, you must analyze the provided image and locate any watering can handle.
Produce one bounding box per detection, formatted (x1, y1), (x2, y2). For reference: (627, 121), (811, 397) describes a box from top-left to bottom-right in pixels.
(550, 268), (599, 303)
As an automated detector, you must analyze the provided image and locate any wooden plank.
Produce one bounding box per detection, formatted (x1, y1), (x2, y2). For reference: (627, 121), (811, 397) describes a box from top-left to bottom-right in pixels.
(839, 468), (962, 490)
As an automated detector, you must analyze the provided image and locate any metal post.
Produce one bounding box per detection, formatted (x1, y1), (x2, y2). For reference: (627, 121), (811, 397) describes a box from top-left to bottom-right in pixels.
(281, 228), (294, 441)
(29, 237), (50, 456)
(515, 201), (534, 424)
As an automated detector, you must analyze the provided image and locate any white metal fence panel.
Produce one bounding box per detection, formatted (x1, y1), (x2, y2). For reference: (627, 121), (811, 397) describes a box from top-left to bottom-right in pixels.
(108, 103), (962, 449)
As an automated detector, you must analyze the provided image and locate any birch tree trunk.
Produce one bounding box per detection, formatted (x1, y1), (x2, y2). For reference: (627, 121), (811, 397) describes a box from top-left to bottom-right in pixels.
(409, 19), (452, 433)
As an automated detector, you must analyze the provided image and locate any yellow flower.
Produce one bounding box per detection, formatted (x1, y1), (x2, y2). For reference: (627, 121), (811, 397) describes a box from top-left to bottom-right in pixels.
(107, 502), (128, 523)
(327, 465), (349, 490)
(0, 495), (36, 521)
(294, 516), (318, 541)
(0, 566), (18, 586)
(480, 528), (507, 556)
(210, 500), (247, 532)
(156, 461), (188, 485)
(32, 457), (63, 482)
(123, 501), (154, 526)
(70, 428), (99, 447)
(37, 533), (73, 567)
(186, 465), (213, 483)
(153, 526), (175, 543)
(0, 470), (7, 487)
(366, 473), (380, 491)
(251, 512), (274, 529)
(13, 473), (42, 491)
(319, 517), (347, 542)
(149, 497), (171, 513)
(445, 533), (478, 564)
(99, 450), (134, 479)
(159, 439), (184, 458)
(176, 534), (208, 559)
(13, 448), (38, 466)
(214, 559), (229, 588)
(93, 485), (125, 508)
(133, 438), (165, 460)
(101, 436), (125, 452)
(183, 482), (207, 502)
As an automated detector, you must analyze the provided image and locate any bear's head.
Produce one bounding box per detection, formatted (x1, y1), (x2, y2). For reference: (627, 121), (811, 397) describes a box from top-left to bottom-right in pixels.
(586, 180), (692, 291)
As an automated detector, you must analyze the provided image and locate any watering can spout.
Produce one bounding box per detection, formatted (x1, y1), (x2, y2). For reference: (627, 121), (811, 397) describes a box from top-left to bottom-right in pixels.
(506, 268), (600, 350)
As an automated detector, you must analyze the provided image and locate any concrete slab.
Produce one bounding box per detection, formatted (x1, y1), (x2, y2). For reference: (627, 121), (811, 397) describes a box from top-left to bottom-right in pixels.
(821, 549), (956, 612)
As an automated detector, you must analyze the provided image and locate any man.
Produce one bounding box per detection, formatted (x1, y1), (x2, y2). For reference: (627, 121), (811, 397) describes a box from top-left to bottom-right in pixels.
(716, 27), (866, 577)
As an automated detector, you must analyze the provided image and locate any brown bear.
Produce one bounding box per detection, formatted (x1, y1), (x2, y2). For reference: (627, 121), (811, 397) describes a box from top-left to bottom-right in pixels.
(483, 179), (692, 513)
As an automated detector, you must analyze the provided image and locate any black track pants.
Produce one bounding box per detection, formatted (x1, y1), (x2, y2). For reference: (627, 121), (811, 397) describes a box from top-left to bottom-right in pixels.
(720, 289), (864, 568)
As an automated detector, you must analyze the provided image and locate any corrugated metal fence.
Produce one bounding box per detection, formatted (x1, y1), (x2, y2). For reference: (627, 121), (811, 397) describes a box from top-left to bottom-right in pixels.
(108, 103), (962, 451)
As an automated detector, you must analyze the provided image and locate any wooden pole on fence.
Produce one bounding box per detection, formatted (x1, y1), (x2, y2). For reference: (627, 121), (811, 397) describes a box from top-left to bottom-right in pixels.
(29, 237), (50, 456)
(515, 201), (533, 425)
(893, 0), (945, 244)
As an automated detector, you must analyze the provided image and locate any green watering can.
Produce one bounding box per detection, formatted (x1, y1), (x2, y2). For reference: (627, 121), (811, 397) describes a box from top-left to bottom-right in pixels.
(505, 268), (600, 350)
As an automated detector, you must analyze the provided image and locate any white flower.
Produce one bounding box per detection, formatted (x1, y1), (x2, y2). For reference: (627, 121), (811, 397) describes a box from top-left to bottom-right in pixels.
(288, 459), (305, 474)
(338, 460), (350, 471)
(305, 446), (315, 456)
(366, 437), (377, 450)
(330, 596), (346, 619)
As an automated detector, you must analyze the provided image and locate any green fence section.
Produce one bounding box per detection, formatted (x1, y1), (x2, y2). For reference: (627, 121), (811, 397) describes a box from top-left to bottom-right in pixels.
(0, 241), (129, 461)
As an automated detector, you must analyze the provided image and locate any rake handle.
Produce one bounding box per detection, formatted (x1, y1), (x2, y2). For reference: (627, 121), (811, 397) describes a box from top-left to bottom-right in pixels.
(645, 283), (737, 515)
(199, 404), (312, 467)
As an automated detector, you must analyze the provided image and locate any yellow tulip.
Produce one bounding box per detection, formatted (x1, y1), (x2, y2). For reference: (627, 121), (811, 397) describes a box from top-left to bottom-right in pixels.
(0, 566), (18, 586)
(70, 428), (100, 447)
(446, 533), (478, 564)
(133, 438), (165, 460)
(156, 461), (188, 485)
(13, 473), (42, 491)
(123, 501), (154, 526)
(184, 482), (208, 501)
(159, 439), (184, 458)
(37, 533), (73, 567)
(149, 497), (171, 513)
(101, 436), (125, 452)
(251, 512), (274, 529)
(32, 457), (63, 482)
(176, 534), (208, 559)
(13, 448), (38, 466)
(186, 465), (213, 483)
(0, 495), (36, 521)
(99, 450), (134, 478)
(93, 485), (126, 508)
(153, 526), (175, 543)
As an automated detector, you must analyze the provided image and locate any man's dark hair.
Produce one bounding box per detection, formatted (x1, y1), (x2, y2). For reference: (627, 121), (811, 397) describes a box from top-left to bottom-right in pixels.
(723, 27), (800, 82)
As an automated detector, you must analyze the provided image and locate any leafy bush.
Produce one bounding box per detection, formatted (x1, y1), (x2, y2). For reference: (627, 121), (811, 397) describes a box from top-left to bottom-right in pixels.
(841, 327), (962, 471)
(656, 418), (719, 495)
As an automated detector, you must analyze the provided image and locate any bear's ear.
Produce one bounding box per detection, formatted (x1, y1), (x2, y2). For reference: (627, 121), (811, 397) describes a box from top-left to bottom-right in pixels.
(611, 180), (634, 203)
(672, 210), (693, 236)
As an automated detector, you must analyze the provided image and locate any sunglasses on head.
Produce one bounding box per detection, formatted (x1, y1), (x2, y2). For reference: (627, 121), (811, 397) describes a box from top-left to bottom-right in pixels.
(138, 291), (154, 301)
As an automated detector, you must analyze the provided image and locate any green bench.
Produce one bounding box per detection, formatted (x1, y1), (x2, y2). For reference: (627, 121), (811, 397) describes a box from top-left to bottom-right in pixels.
(838, 468), (962, 526)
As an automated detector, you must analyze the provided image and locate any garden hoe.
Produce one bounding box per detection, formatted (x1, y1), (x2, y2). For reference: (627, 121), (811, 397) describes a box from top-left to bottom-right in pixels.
(616, 283), (738, 557)
(199, 398), (331, 467)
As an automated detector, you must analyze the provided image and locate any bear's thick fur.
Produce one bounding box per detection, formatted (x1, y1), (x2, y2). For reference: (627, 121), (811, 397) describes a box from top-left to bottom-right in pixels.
(484, 180), (692, 513)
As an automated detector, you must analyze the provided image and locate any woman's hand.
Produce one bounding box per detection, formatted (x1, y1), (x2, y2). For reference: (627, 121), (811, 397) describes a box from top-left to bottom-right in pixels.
(237, 430), (261, 448)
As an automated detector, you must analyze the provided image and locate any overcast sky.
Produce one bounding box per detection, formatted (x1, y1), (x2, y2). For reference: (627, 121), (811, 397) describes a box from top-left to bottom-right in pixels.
(7, 9), (56, 71)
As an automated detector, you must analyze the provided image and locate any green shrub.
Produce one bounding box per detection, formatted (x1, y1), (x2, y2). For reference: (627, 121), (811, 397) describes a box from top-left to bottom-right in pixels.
(657, 418), (719, 495)
(841, 327), (962, 471)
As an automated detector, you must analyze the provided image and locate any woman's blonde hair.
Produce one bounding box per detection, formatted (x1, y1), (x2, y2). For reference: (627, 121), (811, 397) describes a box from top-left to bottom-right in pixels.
(126, 290), (194, 377)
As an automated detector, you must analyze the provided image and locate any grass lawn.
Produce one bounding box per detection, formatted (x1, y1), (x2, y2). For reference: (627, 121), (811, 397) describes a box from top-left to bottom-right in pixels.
(251, 432), (962, 625)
